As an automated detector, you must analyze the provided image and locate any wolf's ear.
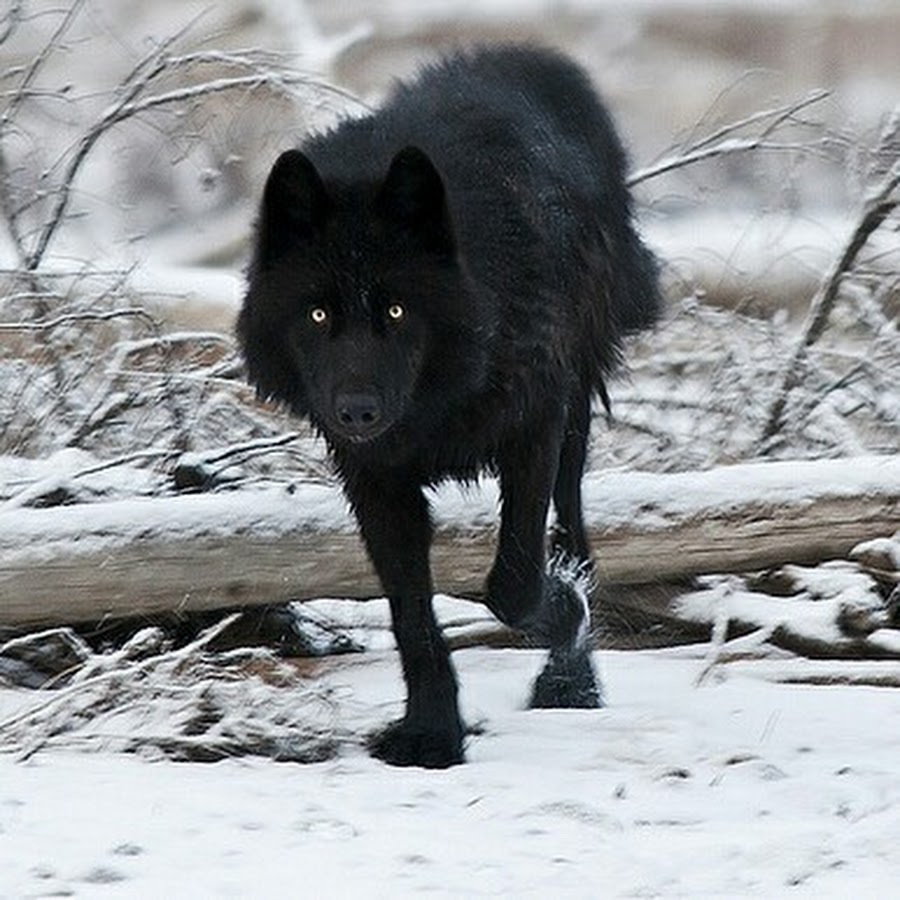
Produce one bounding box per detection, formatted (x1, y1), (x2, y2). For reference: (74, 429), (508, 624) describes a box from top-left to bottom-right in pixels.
(257, 150), (329, 262)
(377, 147), (455, 254)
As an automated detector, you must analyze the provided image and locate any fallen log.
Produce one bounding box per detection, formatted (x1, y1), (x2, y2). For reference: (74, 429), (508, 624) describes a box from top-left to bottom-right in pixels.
(1, 456), (897, 628)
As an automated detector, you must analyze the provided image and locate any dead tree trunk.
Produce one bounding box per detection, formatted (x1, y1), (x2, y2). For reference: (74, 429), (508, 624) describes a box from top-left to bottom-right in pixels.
(1, 456), (897, 628)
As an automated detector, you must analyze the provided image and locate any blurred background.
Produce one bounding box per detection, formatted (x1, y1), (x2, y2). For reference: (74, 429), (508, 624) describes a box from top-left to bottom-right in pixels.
(4, 1), (897, 292)
(1, 0), (897, 471)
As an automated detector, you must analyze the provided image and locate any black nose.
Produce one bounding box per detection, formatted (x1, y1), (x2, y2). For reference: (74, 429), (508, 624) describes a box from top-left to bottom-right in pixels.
(334, 392), (382, 435)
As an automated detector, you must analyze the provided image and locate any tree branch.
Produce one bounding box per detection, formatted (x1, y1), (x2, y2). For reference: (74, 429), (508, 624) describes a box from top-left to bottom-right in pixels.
(23, 24), (196, 271)
(628, 90), (830, 187)
(23, 55), (362, 271)
(759, 158), (900, 446)
(0, 2), (23, 48)
(0, 307), (156, 332)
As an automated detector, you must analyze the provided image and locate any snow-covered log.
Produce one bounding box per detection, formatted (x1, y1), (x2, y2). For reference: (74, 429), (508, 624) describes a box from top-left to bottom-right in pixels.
(1, 456), (897, 628)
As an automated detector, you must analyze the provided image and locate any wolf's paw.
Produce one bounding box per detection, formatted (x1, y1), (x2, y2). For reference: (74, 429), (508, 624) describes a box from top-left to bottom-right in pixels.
(368, 716), (465, 769)
(529, 649), (604, 709)
(526, 558), (604, 709)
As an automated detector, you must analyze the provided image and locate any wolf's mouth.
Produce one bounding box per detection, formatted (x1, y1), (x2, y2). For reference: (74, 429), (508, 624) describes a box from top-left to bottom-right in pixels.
(340, 426), (390, 445)
(328, 415), (395, 446)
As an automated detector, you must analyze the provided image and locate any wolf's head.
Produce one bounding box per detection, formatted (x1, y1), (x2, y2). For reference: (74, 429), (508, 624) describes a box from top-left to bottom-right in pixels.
(239, 147), (488, 449)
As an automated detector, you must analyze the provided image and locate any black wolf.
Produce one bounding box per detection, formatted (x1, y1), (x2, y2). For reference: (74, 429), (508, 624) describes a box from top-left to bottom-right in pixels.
(239, 45), (661, 767)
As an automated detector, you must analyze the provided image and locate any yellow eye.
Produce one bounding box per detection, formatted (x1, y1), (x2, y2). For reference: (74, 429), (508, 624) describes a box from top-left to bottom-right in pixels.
(309, 307), (328, 325)
(387, 303), (405, 322)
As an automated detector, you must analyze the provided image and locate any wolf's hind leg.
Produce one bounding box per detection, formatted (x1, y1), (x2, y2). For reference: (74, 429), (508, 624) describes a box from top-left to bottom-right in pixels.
(527, 559), (603, 709)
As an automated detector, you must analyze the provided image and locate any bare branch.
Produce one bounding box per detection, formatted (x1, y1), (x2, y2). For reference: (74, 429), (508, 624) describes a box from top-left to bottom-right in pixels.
(117, 331), (234, 354)
(629, 138), (773, 186)
(23, 24), (196, 271)
(0, 307), (156, 332)
(101, 72), (342, 124)
(628, 90), (830, 187)
(1, 0), (86, 127)
(151, 47), (369, 110)
(759, 159), (900, 446)
(0, 2), (23, 48)
(0, 613), (242, 735)
(200, 432), (303, 467)
(69, 448), (177, 481)
(23, 48), (362, 271)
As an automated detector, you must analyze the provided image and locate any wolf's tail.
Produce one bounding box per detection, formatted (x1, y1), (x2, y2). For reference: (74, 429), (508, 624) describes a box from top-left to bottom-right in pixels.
(613, 230), (663, 335)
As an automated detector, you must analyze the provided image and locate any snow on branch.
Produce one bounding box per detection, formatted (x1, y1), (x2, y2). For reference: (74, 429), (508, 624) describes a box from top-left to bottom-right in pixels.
(0, 307), (156, 333)
(678, 559), (900, 664)
(627, 90), (830, 187)
(0, 2), (365, 273)
(0, 615), (342, 762)
(24, 53), (355, 272)
(760, 151), (900, 448)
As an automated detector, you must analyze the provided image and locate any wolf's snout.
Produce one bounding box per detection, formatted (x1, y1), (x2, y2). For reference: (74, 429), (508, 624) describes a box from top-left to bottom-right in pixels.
(335, 392), (383, 436)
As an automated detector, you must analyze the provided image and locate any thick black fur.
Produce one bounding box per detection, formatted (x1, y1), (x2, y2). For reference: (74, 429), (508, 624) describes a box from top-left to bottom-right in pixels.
(239, 45), (661, 768)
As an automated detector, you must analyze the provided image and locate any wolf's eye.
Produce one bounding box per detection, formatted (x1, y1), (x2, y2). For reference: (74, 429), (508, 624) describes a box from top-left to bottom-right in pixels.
(387, 303), (405, 322)
(309, 307), (328, 325)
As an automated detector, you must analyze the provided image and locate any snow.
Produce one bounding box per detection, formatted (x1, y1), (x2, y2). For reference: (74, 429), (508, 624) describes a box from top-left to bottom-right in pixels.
(579, 455), (900, 529)
(127, 264), (243, 333)
(2, 643), (899, 898)
(869, 630), (900, 656)
(4, 454), (897, 567)
(1, 2), (898, 894)
(679, 584), (850, 647)
(853, 535), (900, 570)
(0, 482), (354, 567)
(425, 456), (900, 534)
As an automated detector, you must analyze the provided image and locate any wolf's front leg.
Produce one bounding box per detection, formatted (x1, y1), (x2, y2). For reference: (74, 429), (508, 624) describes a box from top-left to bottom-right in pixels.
(345, 471), (465, 767)
(369, 594), (465, 767)
(485, 425), (603, 710)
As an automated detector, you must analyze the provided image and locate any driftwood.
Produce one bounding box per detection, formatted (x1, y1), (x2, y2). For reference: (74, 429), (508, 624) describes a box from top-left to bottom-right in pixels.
(1, 456), (897, 629)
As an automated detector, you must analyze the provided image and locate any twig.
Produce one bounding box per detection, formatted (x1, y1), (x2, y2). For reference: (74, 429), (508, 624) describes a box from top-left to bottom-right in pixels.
(695, 625), (779, 685)
(790, 362), (868, 428)
(628, 91), (830, 187)
(24, 22), (194, 271)
(153, 47), (368, 110)
(1, 0), (86, 128)
(0, 266), (145, 279)
(0, 307), (156, 332)
(695, 582), (732, 686)
(0, 2), (23, 47)
(629, 139), (784, 187)
(0, 614), (242, 736)
(115, 331), (234, 355)
(60, 390), (147, 450)
(779, 673), (900, 688)
(692, 90), (829, 152)
(199, 432), (302, 467)
(759, 158), (900, 446)
(101, 72), (340, 123)
(68, 448), (177, 480)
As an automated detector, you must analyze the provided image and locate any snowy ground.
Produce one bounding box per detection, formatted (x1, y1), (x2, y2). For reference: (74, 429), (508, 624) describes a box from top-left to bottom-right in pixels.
(2, 638), (899, 899)
(2, 4), (898, 897)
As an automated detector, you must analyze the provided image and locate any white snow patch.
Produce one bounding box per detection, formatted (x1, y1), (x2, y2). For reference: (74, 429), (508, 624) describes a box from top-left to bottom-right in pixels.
(580, 455), (900, 529)
(298, 595), (498, 653)
(0, 484), (355, 566)
(852, 533), (900, 569)
(426, 454), (900, 532)
(678, 585), (848, 646)
(1, 645), (898, 897)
